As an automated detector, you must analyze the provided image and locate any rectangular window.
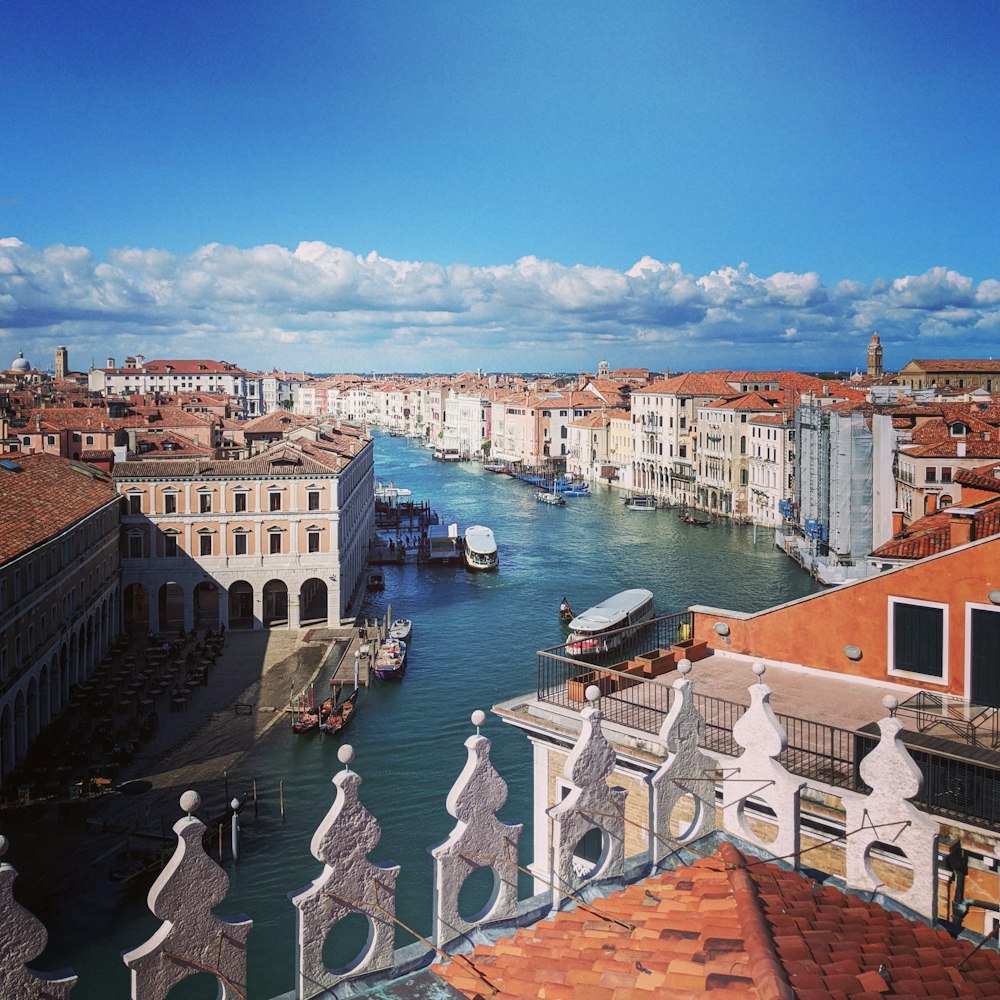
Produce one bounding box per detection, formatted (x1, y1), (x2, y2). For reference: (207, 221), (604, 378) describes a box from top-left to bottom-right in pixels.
(269, 533), (282, 554)
(941, 467), (952, 483)
(199, 494), (212, 513)
(129, 495), (142, 514)
(199, 534), (213, 556)
(308, 531), (321, 553)
(234, 533), (248, 556)
(890, 598), (946, 681)
(164, 534), (178, 557)
(925, 468), (937, 483)
(128, 535), (144, 559)
(164, 494), (177, 514)
(269, 493), (282, 512)
(307, 491), (320, 511)
(234, 493), (247, 513)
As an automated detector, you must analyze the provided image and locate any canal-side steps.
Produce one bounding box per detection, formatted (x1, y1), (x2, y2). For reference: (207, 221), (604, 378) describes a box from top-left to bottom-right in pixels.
(0, 662), (968, 999)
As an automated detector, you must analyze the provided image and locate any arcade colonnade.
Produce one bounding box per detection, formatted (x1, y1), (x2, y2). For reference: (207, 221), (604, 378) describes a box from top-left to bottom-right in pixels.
(0, 581), (119, 787)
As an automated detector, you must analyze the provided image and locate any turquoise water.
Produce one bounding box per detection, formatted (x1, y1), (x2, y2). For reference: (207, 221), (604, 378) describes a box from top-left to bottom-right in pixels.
(37, 433), (821, 999)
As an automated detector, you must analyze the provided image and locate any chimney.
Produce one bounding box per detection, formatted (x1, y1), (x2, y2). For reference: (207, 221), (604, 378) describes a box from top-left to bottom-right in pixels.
(891, 509), (905, 536)
(925, 493), (938, 515)
(948, 508), (977, 548)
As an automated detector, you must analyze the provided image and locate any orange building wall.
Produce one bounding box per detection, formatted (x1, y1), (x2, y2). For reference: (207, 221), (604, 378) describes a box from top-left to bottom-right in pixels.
(692, 536), (1000, 697)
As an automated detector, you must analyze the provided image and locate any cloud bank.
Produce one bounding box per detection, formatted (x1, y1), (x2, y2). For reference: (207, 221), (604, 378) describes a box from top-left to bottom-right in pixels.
(1, 238), (998, 374)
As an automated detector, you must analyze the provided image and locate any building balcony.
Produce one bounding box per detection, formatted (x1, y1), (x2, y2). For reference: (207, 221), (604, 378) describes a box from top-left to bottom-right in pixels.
(515, 613), (1000, 833)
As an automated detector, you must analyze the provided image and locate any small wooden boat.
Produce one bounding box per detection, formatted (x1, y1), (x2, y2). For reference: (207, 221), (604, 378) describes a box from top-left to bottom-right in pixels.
(679, 513), (710, 526)
(563, 484), (591, 497)
(367, 569), (385, 591)
(559, 597), (574, 622)
(292, 687), (321, 733)
(389, 618), (412, 641)
(320, 688), (358, 736)
(373, 639), (407, 681)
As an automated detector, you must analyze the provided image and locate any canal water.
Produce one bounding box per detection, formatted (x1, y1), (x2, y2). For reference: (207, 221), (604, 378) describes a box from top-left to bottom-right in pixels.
(39, 433), (822, 999)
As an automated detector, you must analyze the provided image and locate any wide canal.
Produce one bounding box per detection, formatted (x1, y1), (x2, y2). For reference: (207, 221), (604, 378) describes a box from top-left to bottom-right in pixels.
(40, 432), (822, 998)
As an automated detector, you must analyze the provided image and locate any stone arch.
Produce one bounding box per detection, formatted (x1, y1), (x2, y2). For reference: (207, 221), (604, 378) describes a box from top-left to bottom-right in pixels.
(124, 583), (149, 634)
(300, 578), (328, 626)
(13, 689), (27, 765)
(38, 666), (50, 731)
(0, 704), (13, 785)
(193, 581), (220, 631)
(48, 656), (60, 719)
(158, 583), (185, 633)
(263, 580), (289, 628)
(228, 581), (254, 630)
(68, 631), (79, 688)
(25, 676), (39, 746)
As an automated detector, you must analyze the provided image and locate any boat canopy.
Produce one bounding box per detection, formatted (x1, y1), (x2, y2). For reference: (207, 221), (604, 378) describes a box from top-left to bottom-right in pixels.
(464, 524), (497, 555)
(567, 588), (654, 635)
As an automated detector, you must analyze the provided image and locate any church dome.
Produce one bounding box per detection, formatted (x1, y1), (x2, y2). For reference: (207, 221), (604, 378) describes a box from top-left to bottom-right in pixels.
(10, 351), (30, 372)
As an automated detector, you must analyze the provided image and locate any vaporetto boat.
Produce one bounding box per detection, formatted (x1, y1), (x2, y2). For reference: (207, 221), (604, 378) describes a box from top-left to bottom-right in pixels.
(463, 524), (499, 571)
(565, 588), (655, 656)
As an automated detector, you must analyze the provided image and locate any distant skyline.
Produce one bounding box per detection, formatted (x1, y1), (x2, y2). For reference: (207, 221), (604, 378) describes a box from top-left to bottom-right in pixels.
(3, 1), (998, 374)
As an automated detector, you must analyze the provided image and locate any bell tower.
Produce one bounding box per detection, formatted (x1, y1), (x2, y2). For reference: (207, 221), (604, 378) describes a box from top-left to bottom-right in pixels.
(867, 332), (883, 379)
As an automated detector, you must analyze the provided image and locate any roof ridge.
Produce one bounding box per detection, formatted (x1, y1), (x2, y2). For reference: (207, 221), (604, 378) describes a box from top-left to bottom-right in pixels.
(721, 843), (795, 1000)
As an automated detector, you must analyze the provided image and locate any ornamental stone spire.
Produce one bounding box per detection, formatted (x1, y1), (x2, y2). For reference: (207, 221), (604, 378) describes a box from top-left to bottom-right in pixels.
(289, 744), (401, 999)
(546, 687), (627, 905)
(122, 790), (252, 1000)
(0, 835), (77, 999)
(431, 710), (523, 947)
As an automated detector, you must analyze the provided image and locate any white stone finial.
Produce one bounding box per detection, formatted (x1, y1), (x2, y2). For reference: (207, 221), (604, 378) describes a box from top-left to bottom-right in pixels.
(649, 670), (718, 859)
(431, 727), (523, 947)
(881, 694), (898, 713)
(180, 789), (200, 815)
(123, 795), (251, 999)
(845, 716), (939, 917)
(0, 836), (78, 998)
(338, 743), (355, 769)
(585, 684), (601, 703)
(546, 698), (626, 904)
(471, 709), (486, 732)
(752, 661), (766, 681)
(289, 760), (400, 996)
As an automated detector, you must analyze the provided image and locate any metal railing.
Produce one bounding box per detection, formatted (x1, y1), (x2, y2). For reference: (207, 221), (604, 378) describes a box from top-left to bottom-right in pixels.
(536, 613), (1000, 831)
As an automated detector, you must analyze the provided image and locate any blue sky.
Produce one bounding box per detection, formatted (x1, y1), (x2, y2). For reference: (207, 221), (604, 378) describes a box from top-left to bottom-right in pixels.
(2, 1), (998, 374)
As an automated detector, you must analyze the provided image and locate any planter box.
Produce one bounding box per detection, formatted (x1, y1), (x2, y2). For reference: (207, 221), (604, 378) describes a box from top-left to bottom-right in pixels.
(636, 648), (676, 677)
(671, 639), (710, 663)
(567, 671), (619, 702)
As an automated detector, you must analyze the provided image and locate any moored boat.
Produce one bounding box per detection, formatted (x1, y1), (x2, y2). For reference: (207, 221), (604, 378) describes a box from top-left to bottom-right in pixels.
(535, 490), (566, 506)
(373, 639), (407, 681)
(463, 525), (499, 570)
(680, 513), (710, 525)
(291, 686), (321, 734)
(565, 588), (655, 656)
(389, 618), (413, 641)
(319, 688), (358, 736)
(563, 483), (591, 497)
(625, 494), (657, 510)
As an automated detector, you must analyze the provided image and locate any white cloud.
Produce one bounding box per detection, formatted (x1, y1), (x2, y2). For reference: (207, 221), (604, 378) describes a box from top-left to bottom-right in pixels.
(1, 238), (998, 373)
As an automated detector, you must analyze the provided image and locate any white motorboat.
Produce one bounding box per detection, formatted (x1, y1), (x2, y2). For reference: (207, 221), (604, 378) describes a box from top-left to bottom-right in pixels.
(389, 618), (412, 641)
(625, 495), (657, 511)
(464, 525), (499, 571)
(565, 588), (655, 656)
(535, 491), (566, 506)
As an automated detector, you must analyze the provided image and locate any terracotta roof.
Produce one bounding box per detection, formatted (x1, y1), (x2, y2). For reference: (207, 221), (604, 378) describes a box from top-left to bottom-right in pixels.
(955, 463), (1000, 494)
(635, 371), (737, 397)
(432, 842), (1000, 999)
(903, 359), (1000, 374)
(24, 405), (215, 432)
(97, 359), (245, 375)
(0, 453), (118, 562)
(240, 411), (311, 433)
(871, 499), (1000, 559)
